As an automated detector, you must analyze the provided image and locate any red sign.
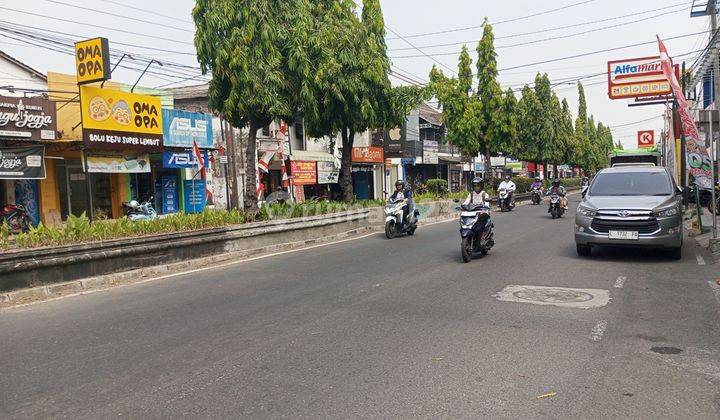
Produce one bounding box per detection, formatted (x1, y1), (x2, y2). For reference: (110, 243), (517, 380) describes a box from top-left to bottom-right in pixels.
(352, 147), (384, 164)
(607, 56), (678, 100)
(290, 160), (317, 185)
(637, 130), (655, 148)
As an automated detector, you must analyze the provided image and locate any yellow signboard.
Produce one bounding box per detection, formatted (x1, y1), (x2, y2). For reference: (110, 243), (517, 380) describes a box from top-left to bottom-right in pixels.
(80, 86), (163, 151)
(75, 38), (111, 84)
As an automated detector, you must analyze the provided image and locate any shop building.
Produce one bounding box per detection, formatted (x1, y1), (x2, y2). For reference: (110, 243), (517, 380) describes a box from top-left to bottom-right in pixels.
(0, 52), (57, 226)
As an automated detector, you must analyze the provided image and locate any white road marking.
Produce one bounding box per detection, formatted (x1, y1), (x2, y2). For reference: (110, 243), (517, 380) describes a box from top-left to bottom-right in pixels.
(591, 320), (608, 342)
(492, 285), (611, 309)
(614, 276), (626, 289)
(696, 254), (707, 265)
(708, 281), (720, 306)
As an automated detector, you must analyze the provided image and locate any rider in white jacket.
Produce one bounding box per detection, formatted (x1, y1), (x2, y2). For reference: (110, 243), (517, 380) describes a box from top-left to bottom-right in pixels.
(464, 177), (491, 206)
(498, 175), (516, 206)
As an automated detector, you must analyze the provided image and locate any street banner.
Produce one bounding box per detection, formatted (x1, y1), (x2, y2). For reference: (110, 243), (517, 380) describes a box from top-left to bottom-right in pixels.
(162, 150), (210, 169)
(161, 176), (179, 214)
(85, 153), (151, 173)
(183, 179), (207, 213)
(317, 161), (339, 184)
(637, 130), (655, 148)
(0, 96), (57, 141)
(664, 108), (678, 183)
(290, 160), (317, 185)
(162, 109), (213, 148)
(657, 36), (713, 189)
(80, 86), (163, 152)
(0, 146), (45, 179)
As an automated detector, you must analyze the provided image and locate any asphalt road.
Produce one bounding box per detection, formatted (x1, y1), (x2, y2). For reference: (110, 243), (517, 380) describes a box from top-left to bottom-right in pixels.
(2, 196), (720, 419)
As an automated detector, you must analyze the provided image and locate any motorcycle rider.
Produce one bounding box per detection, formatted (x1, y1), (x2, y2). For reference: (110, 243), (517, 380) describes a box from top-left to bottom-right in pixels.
(498, 174), (517, 207)
(547, 179), (568, 210)
(531, 177), (543, 192)
(464, 177), (491, 206)
(390, 179), (414, 225)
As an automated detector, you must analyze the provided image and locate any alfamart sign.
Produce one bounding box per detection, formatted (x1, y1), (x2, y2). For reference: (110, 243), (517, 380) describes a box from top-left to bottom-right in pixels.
(607, 56), (674, 99)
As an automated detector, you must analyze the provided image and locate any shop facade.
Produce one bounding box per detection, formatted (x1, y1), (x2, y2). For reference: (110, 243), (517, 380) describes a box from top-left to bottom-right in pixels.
(0, 95), (57, 226)
(351, 146), (384, 200)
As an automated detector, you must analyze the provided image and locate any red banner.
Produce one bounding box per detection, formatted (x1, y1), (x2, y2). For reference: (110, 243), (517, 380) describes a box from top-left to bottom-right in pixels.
(290, 160), (317, 185)
(657, 36), (712, 189)
(352, 147), (384, 163)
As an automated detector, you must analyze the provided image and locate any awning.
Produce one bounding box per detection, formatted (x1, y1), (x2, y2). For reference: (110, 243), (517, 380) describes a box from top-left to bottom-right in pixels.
(438, 155), (462, 164)
(291, 150), (335, 162)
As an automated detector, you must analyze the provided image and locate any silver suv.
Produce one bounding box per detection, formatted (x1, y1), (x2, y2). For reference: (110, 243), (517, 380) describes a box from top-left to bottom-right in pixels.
(575, 166), (683, 259)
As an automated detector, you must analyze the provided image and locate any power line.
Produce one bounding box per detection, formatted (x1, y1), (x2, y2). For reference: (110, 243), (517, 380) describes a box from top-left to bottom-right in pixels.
(609, 115), (664, 129)
(386, 0), (598, 40)
(0, 20), (198, 56)
(498, 30), (709, 72)
(42, 0), (194, 33)
(389, 2), (688, 51)
(0, 6), (195, 46)
(390, 30), (708, 60)
(97, 0), (194, 25)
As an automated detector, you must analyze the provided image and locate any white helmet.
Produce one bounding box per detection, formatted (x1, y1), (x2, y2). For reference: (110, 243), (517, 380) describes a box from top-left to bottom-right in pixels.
(129, 200), (140, 208)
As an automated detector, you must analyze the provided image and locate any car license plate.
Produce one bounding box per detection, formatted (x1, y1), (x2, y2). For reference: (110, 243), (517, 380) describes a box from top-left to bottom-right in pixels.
(608, 230), (639, 240)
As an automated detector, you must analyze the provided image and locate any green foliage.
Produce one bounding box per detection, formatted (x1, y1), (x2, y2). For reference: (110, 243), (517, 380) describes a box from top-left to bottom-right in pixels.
(1, 221), (9, 251)
(419, 179), (449, 196)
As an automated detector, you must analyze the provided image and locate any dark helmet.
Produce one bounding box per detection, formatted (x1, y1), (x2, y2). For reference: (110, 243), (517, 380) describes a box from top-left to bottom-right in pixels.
(395, 179), (406, 189)
(552, 179), (561, 187)
(505, 174), (511, 180)
(471, 177), (484, 190)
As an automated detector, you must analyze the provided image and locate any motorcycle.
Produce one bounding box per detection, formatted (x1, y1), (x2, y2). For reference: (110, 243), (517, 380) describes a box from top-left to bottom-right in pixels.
(548, 192), (565, 219)
(457, 203), (495, 263)
(498, 188), (514, 212)
(122, 197), (158, 222)
(531, 187), (542, 205)
(384, 198), (418, 239)
(0, 204), (31, 233)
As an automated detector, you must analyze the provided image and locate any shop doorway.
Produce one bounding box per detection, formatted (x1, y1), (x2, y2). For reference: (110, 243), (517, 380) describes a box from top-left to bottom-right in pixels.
(56, 160), (112, 220)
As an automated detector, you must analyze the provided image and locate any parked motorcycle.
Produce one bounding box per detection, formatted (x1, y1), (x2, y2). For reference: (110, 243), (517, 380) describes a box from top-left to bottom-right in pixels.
(122, 197), (158, 222)
(548, 192), (565, 219)
(531, 187), (542, 205)
(498, 188), (514, 212)
(457, 203), (495, 263)
(384, 198), (418, 239)
(0, 204), (31, 233)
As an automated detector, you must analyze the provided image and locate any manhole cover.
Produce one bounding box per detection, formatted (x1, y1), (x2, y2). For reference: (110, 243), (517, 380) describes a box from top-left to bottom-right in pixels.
(513, 288), (594, 303)
(650, 346), (682, 354)
(493, 285), (610, 309)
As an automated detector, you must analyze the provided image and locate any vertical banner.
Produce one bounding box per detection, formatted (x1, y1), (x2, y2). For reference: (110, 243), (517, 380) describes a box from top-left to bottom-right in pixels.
(664, 108), (678, 183)
(162, 176), (179, 214)
(183, 179), (207, 213)
(658, 36), (713, 188)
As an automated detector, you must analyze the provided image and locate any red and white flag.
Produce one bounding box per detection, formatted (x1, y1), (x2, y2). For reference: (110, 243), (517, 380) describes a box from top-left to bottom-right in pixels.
(657, 35), (712, 189)
(258, 151), (274, 173)
(279, 153), (290, 188)
(192, 140), (204, 170)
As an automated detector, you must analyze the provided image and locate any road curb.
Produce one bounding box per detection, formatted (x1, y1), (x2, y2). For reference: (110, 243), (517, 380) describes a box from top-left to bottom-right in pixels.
(0, 226), (377, 309)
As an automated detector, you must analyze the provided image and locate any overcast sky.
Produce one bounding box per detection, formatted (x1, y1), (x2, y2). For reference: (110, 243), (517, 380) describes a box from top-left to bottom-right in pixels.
(0, 0), (710, 148)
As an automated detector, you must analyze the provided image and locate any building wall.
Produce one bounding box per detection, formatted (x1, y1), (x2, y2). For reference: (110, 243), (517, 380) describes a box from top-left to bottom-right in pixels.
(0, 59), (46, 96)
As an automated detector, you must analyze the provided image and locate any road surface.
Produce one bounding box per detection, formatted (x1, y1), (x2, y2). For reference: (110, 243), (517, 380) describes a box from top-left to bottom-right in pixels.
(2, 196), (719, 418)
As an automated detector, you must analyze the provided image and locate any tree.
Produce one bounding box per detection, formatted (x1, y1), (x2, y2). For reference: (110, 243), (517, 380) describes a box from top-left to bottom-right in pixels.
(614, 140), (624, 150)
(193, 0), (312, 211)
(516, 85), (542, 175)
(305, 0), (424, 201)
(533, 73), (560, 179)
(560, 98), (581, 170)
(574, 81), (591, 174)
(475, 21), (505, 179)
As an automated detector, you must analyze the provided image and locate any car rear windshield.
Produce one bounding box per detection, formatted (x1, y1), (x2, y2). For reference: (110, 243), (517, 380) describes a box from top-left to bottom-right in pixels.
(589, 171), (672, 196)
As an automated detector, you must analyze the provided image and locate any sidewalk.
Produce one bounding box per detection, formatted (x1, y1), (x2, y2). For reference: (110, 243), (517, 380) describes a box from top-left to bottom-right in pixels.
(687, 206), (720, 262)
